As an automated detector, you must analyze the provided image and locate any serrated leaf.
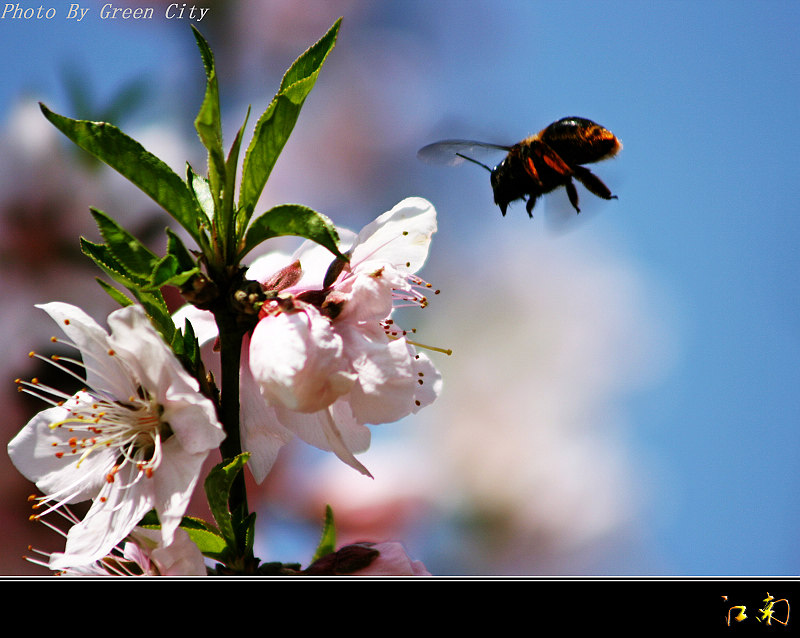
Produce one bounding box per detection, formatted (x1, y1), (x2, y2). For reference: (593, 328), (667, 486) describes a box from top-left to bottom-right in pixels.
(171, 317), (203, 373)
(147, 254), (199, 291)
(239, 203), (344, 261)
(166, 227), (199, 272)
(237, 18), (341, 229)
(185, 527), (228, 561)
(191, 27), (226, 237)
(40, 103), (205, 247)
(81, 237), (145, 288)
(311, 505), (337, 563)
(81, 237), (176, 345)
(204, 453), (250, 549)
(95, 278), (134, 307)
(90, 208), (158, 280)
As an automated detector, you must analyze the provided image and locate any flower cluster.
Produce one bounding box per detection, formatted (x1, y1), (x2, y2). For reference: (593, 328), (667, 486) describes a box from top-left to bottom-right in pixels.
(178, 197), (443, 481)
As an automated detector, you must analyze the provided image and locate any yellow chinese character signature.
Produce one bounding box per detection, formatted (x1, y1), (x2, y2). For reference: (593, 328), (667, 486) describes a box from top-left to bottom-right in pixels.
(723, 593), (790, 626)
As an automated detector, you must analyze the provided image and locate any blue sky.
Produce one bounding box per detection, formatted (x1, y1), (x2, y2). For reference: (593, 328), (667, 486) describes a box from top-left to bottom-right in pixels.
(1, 1), (799, 576)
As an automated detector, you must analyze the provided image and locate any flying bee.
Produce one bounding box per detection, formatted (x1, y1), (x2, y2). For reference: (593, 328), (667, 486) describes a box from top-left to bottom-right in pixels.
(417, 117), (622, 218)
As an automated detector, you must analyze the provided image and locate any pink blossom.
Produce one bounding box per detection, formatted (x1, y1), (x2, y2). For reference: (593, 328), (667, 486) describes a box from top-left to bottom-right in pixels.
(175, 197), (444, 481)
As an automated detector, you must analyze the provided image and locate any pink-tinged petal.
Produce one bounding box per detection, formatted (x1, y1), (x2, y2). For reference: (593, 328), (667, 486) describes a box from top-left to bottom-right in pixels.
(248, 305), (354, 413)
(239, 337), (294, 484)
(284, 229), (357, 293)
(338, 323), (417, 424)
(274, 402), (372, 477)
(243, 250), (294, 285)
(349, 197), (437, 276)
(333, 271), (394, 323)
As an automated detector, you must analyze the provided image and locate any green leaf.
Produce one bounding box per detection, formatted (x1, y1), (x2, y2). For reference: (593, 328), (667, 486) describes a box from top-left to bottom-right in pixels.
(80, 237), (176, 345)
(172, 317), (202, 372)
(94, 278), (134, 307)
(166, 227), (200, 273)
(179, 516), (228, 561)
(192, 26), (224, 168)
(311, 505), (337, 563)
(89, 208), (158, 281)
(40, 103), (206, 247)
(204, 453), (251, 550)
(191, 27), (227, 247)
(146, 254), (198, 290)
(80, 236), (145, 288)
(237, 18), (341, 229)
(239, 203), (345, 261)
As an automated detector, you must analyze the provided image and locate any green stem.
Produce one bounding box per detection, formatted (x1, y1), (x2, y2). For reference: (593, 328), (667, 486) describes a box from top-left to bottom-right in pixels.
(213, 289), (254, 569)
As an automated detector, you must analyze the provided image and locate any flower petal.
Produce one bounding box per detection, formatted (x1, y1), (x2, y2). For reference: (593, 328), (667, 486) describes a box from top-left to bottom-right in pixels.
(275, 403), (372, 477)
(7, 396), (113, 503)
(248, 305), (355, 413)
(48, 463), (156, 570)
(338, 323), (418, 424)
(239, 337), (294, 484)
(349, 197), (437, 276)
(36, 302), (136, 400)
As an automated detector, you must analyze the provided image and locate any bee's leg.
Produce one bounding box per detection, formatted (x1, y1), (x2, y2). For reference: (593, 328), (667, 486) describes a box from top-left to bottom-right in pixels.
(525, 195), (538, 218)
(565, 179), (581, 214)
(572, 166), (617, 200)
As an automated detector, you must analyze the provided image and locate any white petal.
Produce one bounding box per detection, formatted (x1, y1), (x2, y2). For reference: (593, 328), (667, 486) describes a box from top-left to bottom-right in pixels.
(106, 305), (224, 453)
(286, 229), (358, 292)
(36, 302), (136, 399)
(106, 305), (185, 396)
(151, 437), (208, 545)
(49, 464), (156, 569)
(7, 396), (115, 503)
(349, 197), (437, 276)
(333, 272), (394, 323)
(147, 527), (208, 576)
(410, 350), (443, 412)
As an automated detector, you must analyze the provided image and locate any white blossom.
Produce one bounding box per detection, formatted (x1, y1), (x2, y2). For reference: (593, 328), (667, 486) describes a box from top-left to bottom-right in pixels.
(8, 302), (225, 569)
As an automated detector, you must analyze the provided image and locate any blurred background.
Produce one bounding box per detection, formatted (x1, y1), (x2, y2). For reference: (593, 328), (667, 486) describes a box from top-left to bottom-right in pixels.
(1, 0), (798, 576)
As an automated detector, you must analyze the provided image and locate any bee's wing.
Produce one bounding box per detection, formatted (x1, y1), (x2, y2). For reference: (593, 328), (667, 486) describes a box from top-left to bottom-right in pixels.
(416, 140), (511, 167)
